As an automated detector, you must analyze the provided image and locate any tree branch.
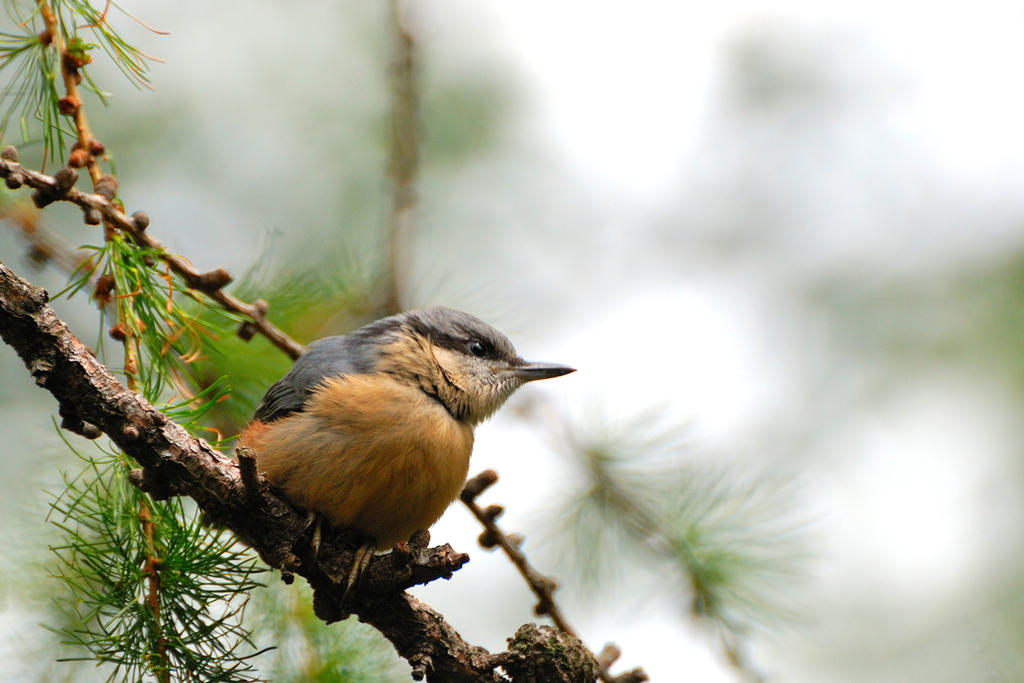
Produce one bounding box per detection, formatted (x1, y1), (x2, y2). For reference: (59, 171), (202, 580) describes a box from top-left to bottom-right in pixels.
(0, 149), (305, 360)
(0, 258), (604, 682)
(382, 0), (420, 315)
(461, 471), (649, 683)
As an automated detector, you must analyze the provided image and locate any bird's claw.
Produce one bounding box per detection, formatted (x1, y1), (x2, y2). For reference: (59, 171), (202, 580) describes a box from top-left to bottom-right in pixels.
(341, 541), (377, 602)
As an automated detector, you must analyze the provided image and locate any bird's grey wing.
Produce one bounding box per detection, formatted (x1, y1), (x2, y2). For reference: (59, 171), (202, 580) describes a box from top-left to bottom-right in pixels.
(252, 335), (378, 423)
(252, 380), (307, 424)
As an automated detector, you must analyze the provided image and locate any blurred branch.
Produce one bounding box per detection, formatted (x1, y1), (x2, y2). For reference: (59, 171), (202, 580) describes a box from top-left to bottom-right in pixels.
(382, 0), (420, 314)
(0, 258), (608, 681)
(461, 470), (649, 683)
(1, 199), (94, 275)
(0, 148), (305, 359)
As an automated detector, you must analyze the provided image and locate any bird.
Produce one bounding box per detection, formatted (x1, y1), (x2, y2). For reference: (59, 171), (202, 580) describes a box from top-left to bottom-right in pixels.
(239, 307), (574, 589)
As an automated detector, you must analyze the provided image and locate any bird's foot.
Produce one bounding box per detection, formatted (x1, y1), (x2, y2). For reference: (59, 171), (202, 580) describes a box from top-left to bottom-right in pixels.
(299, 510), (323, 567)
(341, 540), (377, 602)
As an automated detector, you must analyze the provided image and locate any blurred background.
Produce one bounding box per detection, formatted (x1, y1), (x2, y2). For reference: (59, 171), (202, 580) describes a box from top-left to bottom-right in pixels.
(2, 0), (1024, 680)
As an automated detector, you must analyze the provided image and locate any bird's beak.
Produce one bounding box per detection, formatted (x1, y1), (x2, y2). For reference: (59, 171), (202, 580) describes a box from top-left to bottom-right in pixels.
(511, 361), (576, 382)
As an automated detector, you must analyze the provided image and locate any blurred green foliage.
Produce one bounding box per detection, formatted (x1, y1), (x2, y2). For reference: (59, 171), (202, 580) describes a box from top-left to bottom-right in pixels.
(809, 253), (1024, 397)
(552, 414), (803, 635)
(247, 580), (406, 683)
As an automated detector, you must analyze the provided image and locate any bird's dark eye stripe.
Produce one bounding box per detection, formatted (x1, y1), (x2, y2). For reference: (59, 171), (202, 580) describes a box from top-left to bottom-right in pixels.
(431, 332), (481, 354)
(426, 329), (500, 359)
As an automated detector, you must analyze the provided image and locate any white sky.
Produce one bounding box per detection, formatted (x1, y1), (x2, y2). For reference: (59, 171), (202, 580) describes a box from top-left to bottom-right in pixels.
(447, 1), (1024, 202)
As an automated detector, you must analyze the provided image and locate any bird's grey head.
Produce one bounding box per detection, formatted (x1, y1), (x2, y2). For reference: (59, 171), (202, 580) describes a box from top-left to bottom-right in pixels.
(357, 307), (574, 425)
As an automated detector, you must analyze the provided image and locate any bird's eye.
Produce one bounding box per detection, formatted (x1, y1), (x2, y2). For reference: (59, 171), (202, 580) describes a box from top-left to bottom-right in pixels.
(467, 341), (487, 358)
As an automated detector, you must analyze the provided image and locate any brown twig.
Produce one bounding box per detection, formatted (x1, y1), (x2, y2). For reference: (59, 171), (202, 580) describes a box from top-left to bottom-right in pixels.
(460, 470), (649, 683)
(36, 0), (103, 185)
(0, 151), (305, 359)
(36, 1), (151, 385)
(139, 503), (170, 683)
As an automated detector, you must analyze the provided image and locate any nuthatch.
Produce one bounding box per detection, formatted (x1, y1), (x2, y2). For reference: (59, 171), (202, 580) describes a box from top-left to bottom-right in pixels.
(240, 307), (573, 585)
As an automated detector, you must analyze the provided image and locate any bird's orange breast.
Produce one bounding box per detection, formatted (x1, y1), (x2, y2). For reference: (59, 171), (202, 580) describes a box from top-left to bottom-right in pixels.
(240, 374), (474, 549)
